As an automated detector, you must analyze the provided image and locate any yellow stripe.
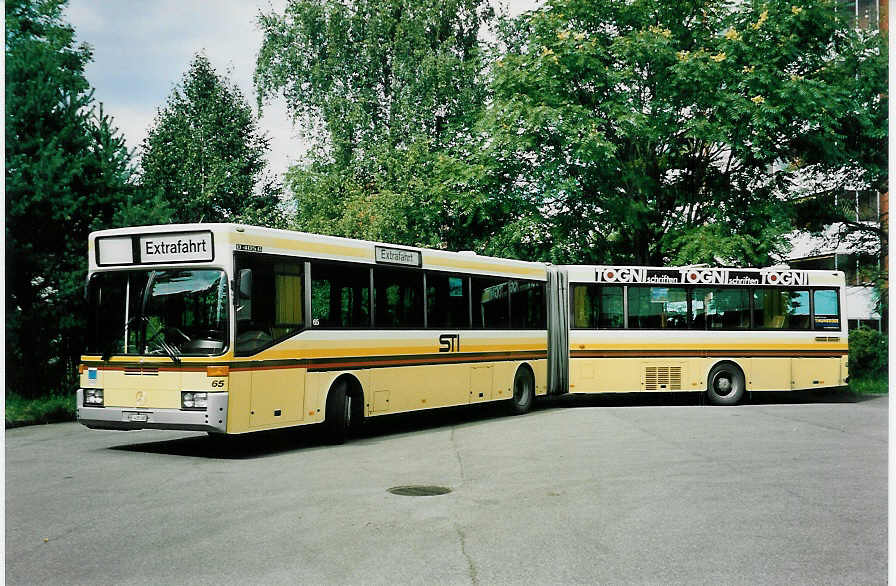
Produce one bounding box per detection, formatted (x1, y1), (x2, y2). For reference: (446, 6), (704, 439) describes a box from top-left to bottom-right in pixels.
(81, 339), (550, 364)
(232, 233), (370, 261)
(423, 254), (546, 278)
(253, 342), (547, 361)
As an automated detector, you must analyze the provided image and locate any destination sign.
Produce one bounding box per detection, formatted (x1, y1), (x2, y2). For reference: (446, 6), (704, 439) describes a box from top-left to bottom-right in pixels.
(139, 232), (214, 264)
(96, 231), (215, 266)
(96, 236), (134, 266)
(375, 246), (421, 267)
(595, 267), (807, 286)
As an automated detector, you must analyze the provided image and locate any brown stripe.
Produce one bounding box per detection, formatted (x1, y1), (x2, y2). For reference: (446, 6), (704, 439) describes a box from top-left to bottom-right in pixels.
(571, 350), (847, 358)
(230, 363), (309, 372)
(87, 364), (209, 372)
(307, 351), (546, 372)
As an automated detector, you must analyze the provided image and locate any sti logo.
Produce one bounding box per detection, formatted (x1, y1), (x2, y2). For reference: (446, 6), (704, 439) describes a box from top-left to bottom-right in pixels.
(439, 334), (460, 353)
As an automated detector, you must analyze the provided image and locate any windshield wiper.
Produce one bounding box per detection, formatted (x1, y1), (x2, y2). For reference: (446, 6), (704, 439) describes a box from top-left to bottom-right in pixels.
(101, 315), (148, 361)
(143, 325), (183, 365)
(155, 335), (182, 365)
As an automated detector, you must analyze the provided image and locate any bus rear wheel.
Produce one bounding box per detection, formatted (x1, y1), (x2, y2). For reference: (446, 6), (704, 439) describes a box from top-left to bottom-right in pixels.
(324, 380), (351, 444)
(509, 367), (535, 415)
(706, 363), (745, 406)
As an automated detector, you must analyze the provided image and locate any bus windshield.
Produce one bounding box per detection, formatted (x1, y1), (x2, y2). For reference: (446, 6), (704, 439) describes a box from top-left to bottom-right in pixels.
(86, 269), (229, 358)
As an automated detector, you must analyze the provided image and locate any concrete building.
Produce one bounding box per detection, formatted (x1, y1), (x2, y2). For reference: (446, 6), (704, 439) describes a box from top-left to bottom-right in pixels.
(785, 0), (888, 331)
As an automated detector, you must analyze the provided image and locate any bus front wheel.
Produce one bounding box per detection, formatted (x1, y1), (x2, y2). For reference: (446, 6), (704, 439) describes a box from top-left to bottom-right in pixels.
(509, 367), (535, 415)
(706, 363), (745, 406)
(324, 381), (351, 444)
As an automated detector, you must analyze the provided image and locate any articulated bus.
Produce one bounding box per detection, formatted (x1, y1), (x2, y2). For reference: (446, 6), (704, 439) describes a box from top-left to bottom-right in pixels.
(77, 224), (563, 442)
(77, 225), (848, 441)
(563, 265), (849, 405)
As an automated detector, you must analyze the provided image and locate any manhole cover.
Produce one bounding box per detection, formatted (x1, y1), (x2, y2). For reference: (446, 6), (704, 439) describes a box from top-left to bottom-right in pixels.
(387, 485), (452, 496)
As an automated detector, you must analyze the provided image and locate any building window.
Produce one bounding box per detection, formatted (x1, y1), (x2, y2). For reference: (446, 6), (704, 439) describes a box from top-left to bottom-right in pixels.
(788, 256), (836, 271)
(857, 190), (879, 222)
(856, 0), (878, 29)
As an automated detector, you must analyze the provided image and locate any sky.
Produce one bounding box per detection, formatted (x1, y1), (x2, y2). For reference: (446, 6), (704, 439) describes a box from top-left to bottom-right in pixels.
(66, 0), (294, 177)
(65, 0), (538, 179)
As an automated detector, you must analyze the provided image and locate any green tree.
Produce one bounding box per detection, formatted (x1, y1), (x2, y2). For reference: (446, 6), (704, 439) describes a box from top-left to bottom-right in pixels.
(141, 53), (283, 225)
(255, 0), (493, 247)
(5, 0), (163, 397)
(472, 0), (886, 265)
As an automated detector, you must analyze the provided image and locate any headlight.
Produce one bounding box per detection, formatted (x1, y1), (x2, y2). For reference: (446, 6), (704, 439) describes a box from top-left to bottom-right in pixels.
(181, 391), (207, 410)
(84, 389), (104, 407)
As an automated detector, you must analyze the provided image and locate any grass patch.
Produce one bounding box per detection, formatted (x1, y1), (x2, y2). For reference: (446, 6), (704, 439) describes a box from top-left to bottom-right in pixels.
(5, 392), (77, 428)
(848, 375), (889, 395)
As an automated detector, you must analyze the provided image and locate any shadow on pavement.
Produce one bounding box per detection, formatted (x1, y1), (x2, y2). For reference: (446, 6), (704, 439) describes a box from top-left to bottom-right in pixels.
(561, 388), (864, 408)
(108, 389), (867, 459)
(109, 427), (329, 460)
(107, 400), (552, 460)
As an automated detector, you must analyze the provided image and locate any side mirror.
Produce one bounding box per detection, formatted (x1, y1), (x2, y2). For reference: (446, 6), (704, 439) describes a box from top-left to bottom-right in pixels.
(238, 268), (253, 300)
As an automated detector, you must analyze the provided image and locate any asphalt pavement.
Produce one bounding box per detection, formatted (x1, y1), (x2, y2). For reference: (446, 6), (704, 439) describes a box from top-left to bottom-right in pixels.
(5, 391), (888, 585)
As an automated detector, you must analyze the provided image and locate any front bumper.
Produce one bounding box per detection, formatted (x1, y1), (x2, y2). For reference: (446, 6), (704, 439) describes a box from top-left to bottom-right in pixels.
(76, 389), (228, 433)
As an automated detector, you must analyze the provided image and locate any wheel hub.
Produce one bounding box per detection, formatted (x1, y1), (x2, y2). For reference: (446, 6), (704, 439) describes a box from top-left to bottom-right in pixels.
(716, 376), (732, 395)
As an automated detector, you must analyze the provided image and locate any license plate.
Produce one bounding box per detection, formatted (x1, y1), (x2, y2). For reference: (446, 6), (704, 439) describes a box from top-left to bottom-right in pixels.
(129, 413), (148, 422)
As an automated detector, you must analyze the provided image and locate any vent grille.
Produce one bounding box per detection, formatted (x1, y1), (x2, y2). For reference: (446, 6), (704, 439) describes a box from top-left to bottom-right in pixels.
(124, 367), (159, 376)
(644, 366), (682, 390)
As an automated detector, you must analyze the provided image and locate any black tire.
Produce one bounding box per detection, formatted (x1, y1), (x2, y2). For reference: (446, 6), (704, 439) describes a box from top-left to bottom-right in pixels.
(509, 367), (535, 415)
(324, 380), (351, 444)
(706, 362), (746, 405)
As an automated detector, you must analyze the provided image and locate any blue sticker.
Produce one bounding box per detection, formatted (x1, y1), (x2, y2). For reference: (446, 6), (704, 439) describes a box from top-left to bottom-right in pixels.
(88, 368), (97, 382)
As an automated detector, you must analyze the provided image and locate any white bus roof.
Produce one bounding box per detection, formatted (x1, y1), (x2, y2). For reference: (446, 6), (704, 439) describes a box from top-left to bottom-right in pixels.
(560, 264), (844, 287)
(88, 223), (548, 280)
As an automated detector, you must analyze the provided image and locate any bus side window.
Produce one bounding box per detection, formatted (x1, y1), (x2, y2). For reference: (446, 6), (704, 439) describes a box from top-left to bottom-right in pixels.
(510, 280), (546, 329)
(754, 289), (810, 330)
(597, 286), (624, 328)
(813, 289), (840, 330)
(311, 262), (370, 328)
(787, 290), (811, 329)
(427, 273), (470, 328)
(374, 267), (424, 328)
(471, 277), (510, 329)
(235, 254), (304, 354)
(571, 284), (593, 328)
(272, 263), (303, 339)
(628, 286), (687, 329)
(691, 288), (750, 330)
